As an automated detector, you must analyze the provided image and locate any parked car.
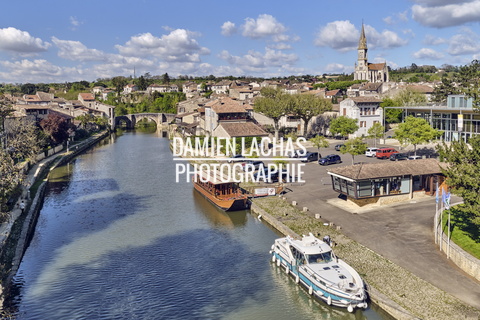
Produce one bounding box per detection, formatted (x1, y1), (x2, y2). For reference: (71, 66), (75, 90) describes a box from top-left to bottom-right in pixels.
(319, 154), (342, 166)
(365, 147), (378, 157)
(390, 153), (408, 161)
(299, 152), (319, 163)
(227, 154), (245, 163)
(288, 149), (306, 158)
(408, 155), (421, 160)
(242, 160), (264, 171)
(376, 147), (398, 159)
(334, 144), (345, 151)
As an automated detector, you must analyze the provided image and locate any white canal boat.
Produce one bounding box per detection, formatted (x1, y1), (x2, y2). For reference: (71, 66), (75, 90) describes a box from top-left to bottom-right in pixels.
(270, 233), (368, 312)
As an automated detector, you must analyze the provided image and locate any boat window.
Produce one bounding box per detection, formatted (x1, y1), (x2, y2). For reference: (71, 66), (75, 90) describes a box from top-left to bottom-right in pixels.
(339, 275), (346, 279)
(306, 251), (333, 264)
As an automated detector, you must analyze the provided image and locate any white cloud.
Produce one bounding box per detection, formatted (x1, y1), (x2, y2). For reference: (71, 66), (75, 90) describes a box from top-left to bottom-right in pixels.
(314, 20), (359, 52)
(52, 37), (107, 62)
(447, 28), (480, 55)
(219, 48), (298, 71)
(412, 48), (445, 59)
(221, 21), (237, 36)
(324, 63), (354, 74)
(115, 29), (210, 62)
(412, 0), (480, 28)
(314, 21), (407, 51)
(0, 59), (81, 83)
(423, 34), (446, 45)
(383, 11), (409, 25)
(241, 14), (288, 41)
(364, 26), (408, 49)
(0, 27), (50, 53)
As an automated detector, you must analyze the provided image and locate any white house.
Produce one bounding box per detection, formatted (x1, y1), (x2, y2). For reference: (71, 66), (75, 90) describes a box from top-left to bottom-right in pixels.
(339, 96), (383, 138)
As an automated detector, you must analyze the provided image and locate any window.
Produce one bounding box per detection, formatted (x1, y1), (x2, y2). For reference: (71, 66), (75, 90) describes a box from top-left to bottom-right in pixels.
(360, 121), (366, 127)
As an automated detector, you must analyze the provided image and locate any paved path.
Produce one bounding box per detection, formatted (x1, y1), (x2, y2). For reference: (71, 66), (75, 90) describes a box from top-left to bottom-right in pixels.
(282, 156), (480, 312)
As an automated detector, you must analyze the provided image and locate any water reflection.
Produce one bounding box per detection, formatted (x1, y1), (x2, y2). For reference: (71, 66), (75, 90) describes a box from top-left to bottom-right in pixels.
(192, 190), (248, 228)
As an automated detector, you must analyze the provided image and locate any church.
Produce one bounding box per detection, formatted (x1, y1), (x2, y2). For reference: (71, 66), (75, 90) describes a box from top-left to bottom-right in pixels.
(353, 24), (389, 83)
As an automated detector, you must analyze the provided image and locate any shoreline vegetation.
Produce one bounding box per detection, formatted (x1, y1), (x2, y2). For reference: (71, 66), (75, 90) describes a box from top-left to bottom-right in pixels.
(251, 196), (479, 320)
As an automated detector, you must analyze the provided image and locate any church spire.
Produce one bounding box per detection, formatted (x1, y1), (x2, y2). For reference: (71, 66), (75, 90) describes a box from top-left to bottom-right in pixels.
(358, 23), (367, 50)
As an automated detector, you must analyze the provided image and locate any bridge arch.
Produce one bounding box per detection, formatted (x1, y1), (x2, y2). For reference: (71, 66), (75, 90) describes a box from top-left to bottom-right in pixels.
(114, 113), (176, 129)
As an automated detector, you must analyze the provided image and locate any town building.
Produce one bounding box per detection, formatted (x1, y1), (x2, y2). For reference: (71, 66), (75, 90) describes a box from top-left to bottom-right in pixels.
(353, 24), (389, 83)
(339, 96), (383, 138)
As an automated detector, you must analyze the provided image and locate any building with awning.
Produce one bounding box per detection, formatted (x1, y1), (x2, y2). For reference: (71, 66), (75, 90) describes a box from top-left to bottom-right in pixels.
(327, 158), (445, 200)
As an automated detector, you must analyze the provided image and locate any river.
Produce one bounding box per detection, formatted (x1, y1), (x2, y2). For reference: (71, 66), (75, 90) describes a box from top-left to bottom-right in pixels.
(4, 129), (391, 319)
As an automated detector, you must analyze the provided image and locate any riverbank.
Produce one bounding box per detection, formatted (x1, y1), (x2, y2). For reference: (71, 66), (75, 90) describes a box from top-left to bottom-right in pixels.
(0, 130), (110, 305)
(251, 196), (480, 320)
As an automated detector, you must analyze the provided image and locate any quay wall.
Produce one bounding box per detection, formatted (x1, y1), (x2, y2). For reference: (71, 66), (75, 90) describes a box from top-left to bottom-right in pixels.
(1, 131), (110, 297)
(438, 231), (480, 282)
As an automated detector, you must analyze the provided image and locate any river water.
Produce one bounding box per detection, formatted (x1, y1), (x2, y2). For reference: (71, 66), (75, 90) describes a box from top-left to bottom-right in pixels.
(5, 130), (391, 319)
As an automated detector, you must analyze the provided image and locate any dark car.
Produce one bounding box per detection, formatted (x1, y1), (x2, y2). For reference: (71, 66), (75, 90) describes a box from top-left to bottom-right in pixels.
(334, 144), (345, 151)
(227, 154), (245, 163)
(299, 152), (319, 163)
(389, 153), (408, 161)
(242, 160), (265, 171)
(319, 154), (342, 166)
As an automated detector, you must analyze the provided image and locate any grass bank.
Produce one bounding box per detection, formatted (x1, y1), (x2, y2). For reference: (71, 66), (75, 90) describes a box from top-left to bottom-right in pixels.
(442, 206), (480, 259)
(253, 196), (479, 320)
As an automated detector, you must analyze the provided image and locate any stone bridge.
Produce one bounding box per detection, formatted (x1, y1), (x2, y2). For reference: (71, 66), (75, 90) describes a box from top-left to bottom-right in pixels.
(114, 113), (176, 129)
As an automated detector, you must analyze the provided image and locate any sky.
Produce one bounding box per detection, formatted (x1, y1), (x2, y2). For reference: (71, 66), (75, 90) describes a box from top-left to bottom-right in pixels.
(0, 0), (479, 83)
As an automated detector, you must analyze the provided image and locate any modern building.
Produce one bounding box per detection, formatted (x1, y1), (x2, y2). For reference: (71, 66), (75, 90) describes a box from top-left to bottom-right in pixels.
(392, 94), (480, 142)
(327, 159), (444, 200)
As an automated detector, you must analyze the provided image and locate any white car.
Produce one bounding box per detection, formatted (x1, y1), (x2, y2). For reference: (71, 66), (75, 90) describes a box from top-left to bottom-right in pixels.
(408, 155), (421, 160)
(365, 147), (378, 157)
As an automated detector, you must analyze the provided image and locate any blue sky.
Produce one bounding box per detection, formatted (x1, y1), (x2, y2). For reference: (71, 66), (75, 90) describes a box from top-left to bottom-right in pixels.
(0, 0), (479, 83)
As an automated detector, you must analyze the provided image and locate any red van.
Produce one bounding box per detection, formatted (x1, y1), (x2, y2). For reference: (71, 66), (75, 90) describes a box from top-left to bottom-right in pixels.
(376, 147), (398, 159)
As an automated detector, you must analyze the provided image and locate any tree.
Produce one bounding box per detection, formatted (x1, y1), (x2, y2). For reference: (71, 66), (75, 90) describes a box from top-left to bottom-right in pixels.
(309, 135), (329, 158)
(437, 135), (480, 226)
(394, 116), (442, 157)
(254, 88), (289, 140)
(136, 76), (148, 91)
(5, 118), (42, 163)
(393, 87), (427, 106)
(20, 83), (36, 95)
(40, 113), (70, 145)
(457, 60), (480, 111)
(0, 149), (20, 216)
(291, 93), (332, 137)
(380, 98), (403, 124)
(432, 74), (458, 103)
(111, 76), (128, 94)
(329, 116), (358, 139)
(367, 122), (384, 148)
(340, 137), (367, 165)
(162, 73), (170, 84)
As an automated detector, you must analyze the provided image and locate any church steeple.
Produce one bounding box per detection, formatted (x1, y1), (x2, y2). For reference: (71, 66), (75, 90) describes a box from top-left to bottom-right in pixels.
(358, 23), (367, 50)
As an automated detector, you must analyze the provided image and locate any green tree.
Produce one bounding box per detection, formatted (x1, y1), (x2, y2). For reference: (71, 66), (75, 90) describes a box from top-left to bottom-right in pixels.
(291, 94), (332, 137)
(394, 116), (442, 157)
(340, 137), (367, 165)
(111, 76), (128, 94)
(309, 135), (329, 158)
(254, 88), (289, 140)
(380, 98), (403, 124)
(432, 75), (458, 103)
(20, 83), (36, 95)
(136, 76), (148, 91)
(367, 122), (384, 148)
(162, 73), (170, 84)
(457, 60), (480, 111)
(393, 87), (427, 106)
(329, 116), (358, 139)
(437, 135), (480, 226)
